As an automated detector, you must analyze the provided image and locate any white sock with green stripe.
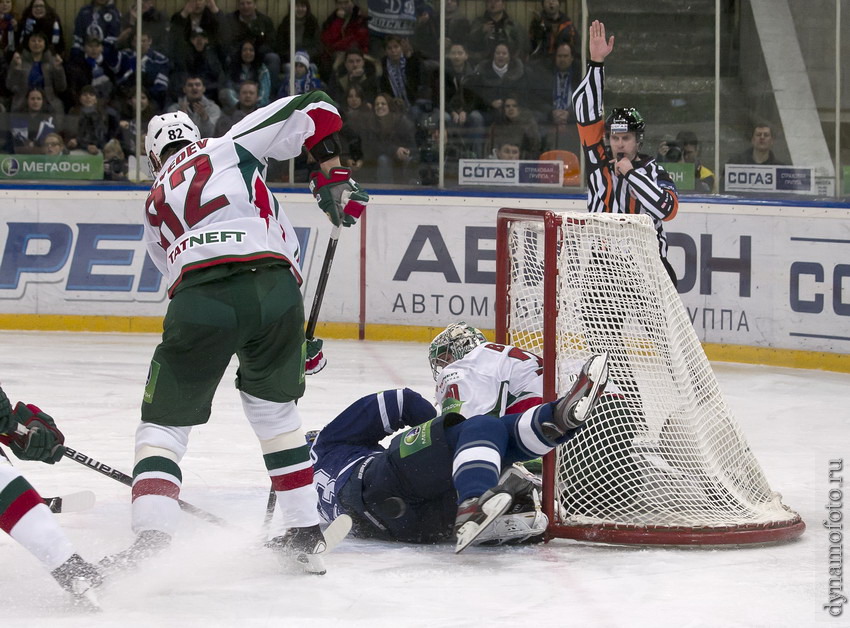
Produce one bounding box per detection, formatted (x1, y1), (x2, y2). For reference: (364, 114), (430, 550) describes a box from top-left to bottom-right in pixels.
(131, 423), (190, 536)
(0, 463), (74, 570)
(261, 430), (320, 528)
(242, 394), (320, 528)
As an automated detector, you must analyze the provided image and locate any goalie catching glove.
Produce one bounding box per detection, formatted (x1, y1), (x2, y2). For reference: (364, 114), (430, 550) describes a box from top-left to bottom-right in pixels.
(309, 167), (368, 227)
(305, 337), (327, 375)
(10, 402), (66, 464)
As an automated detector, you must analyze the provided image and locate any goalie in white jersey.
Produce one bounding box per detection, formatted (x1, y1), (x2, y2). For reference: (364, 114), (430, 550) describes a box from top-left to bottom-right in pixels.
(106, 91), (368, 575)
(432, 323), (545, 419)
(430, 322), (640, 522)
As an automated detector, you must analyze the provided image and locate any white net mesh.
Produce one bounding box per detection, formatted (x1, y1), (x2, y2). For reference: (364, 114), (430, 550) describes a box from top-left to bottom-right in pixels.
(501, 210), (802, 543)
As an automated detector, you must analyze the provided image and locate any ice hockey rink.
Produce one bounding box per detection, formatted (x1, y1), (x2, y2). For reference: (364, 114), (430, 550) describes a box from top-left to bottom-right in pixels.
(0, 330), (847, 628)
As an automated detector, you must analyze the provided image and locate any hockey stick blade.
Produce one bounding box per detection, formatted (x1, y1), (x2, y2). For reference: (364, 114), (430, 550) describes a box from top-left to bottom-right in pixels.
(299, 515), (352, 575)
(63, 446), (229, 527)
(46, 490), (96, 514)
(317, 514), (352, 555)
(267, 515), (352, 576)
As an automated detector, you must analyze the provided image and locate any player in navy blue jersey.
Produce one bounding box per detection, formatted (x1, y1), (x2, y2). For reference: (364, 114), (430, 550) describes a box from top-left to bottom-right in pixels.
(309, 353), (610, 552)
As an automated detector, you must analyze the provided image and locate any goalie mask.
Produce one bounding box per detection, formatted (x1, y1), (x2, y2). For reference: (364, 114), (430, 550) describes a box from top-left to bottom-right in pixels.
(145, 111), (201, 176)
(428, 322), (487, 380)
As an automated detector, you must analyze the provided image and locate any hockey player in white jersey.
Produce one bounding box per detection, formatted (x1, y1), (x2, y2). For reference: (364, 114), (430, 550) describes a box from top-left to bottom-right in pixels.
(431, 322), (545, 418)
(0, 385), (102, 608)
(106, 91), (368, 575)
(430, 322), (642, 523)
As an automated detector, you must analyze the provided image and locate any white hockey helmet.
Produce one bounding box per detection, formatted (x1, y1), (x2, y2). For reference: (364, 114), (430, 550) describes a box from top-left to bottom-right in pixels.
(145, 111), (201, 175)
(428, 322), (486, 380)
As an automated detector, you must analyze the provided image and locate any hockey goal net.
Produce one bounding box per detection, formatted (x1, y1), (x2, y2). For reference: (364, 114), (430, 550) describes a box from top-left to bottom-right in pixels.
(495, 209), (804, 544)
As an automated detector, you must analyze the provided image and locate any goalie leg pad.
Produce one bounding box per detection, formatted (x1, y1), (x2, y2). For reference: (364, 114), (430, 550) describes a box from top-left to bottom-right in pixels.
(541, 352), (609, 441)
(473, 510), (549, 546)
(473, 465), (547, 545)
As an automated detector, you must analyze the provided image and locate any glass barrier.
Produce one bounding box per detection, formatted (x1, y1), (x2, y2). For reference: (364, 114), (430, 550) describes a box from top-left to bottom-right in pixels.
(719, 0), (841, 199)
(0, 0), (846, 202)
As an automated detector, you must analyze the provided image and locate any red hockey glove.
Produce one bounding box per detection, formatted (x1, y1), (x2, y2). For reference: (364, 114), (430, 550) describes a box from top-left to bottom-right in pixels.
(305, 337), (327, 375)
(309, 167), (368, 227)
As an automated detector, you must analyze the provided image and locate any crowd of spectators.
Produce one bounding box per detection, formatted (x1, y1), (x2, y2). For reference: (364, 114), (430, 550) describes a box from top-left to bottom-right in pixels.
(0, 0), (586, 184)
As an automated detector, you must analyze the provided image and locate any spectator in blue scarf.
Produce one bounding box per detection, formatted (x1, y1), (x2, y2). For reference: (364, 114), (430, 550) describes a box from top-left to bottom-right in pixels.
(17, 0), (65, 55)
(277, 49), (324, 97)
(6, 30), (65, 114)
(71, 0), (120, 62)
(7, 86), (57, 153)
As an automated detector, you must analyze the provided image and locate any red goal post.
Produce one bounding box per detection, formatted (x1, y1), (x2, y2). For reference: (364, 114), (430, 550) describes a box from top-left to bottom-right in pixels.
(495, 208), (805, 545)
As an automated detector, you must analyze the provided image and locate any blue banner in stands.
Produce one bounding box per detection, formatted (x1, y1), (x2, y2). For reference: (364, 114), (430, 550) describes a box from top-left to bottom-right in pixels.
(775, 167), (812, 191)
(725, 164), (814, 194)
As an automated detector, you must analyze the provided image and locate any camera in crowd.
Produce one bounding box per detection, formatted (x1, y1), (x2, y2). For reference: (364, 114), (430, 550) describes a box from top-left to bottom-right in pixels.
(417, 108), (440, 186)
(665, 141), (683, 162)
(419, 113), (439, 164)
(105, 157), (125, 176)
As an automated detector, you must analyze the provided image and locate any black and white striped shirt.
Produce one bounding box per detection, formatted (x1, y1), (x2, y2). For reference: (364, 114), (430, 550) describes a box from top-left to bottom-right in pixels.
(572, 62), (679, 260)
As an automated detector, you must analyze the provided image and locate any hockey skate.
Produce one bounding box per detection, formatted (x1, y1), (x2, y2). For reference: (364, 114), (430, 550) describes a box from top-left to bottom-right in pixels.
(454, 468), (534, 553)
(540, 352), (609, 441)
(98, 529), (171, 575)
(267, 524), (329, 575)
(51, 554), (103, 612)
(474, 466), (549, 546)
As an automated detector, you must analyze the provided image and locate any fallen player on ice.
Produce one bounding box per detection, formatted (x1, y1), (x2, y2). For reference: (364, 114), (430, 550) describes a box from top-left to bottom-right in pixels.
(308, 353), (610, 553)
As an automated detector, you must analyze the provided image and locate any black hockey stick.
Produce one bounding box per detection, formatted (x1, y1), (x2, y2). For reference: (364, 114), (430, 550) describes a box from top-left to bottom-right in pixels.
(261, 482), (277, 541)
(62, 446), (229, 527)
(263, 224), (342, 533)
(305, 223), (341, 341)
(2, 427), (96, 514)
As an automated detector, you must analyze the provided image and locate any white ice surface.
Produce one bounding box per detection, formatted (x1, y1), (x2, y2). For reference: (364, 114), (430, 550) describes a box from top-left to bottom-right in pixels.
(0, 331), (847, 628)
